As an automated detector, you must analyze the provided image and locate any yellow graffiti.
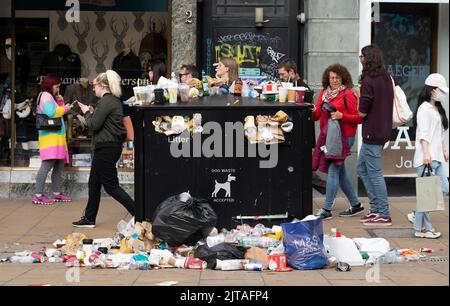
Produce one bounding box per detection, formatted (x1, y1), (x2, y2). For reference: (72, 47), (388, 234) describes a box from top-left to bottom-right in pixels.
(215, 44), (262, 66)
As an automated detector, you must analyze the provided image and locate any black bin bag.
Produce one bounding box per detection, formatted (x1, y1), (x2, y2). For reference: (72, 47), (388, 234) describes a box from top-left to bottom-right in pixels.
(152, 193), (218, 246)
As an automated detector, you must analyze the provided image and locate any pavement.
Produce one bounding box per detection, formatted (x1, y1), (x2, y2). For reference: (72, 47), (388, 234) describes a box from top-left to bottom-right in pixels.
(0, 196), (448, 286)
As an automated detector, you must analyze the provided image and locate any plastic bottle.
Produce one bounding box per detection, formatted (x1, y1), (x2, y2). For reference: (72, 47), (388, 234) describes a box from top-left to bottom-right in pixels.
(171, 72), (179, 84)
(82, 239), (94, 259)
(48, 257), (63, 264)
(239, 236), (279, 248)
(201, 70), (210, 97)
(215, 259), (248, 271)
(234, 78), (243, 96)
(9, 256), (35, 264)
(206, 234), (225, 248)
(377, 250), (403, 264)
(330, 228), (342, 238)
(241, 80), (249, 97)
(129, 260), (151, 271)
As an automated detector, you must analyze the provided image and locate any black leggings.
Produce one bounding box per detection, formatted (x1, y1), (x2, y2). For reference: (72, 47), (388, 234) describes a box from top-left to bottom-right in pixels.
(84, 146), (135, 222)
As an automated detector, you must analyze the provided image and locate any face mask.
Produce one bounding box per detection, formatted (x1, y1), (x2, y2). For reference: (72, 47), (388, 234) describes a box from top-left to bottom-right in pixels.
(434, 90), (447, 103)
(5, 47), (11, 61)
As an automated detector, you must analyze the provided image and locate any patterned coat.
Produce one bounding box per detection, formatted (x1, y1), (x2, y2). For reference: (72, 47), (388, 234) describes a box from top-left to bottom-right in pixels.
(38, 91), (70, 163)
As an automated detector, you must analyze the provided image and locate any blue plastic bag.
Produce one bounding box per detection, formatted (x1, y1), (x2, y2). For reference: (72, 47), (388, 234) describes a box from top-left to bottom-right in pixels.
(282, 219), (328, 270)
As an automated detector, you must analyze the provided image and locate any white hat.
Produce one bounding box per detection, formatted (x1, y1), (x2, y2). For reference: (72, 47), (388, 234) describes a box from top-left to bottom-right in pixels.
(425, 73), (449, 94)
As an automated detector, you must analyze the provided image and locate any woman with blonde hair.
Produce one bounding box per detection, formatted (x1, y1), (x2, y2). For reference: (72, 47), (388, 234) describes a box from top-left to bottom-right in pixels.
(73, 70), (135, 228)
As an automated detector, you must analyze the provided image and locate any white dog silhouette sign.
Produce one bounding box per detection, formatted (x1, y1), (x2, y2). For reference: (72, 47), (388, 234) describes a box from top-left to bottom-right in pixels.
(212, 174), (237, 198)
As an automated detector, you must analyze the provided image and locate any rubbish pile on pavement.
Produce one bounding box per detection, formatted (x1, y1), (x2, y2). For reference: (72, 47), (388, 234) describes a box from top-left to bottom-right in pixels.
(0, 193), (437, 272)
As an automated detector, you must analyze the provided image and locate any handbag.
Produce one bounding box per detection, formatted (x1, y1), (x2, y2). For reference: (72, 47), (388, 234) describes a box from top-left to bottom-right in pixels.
(35, 93), (63, 131)
(416, 164), (445, 213)
(123, 116), (134, 142)
(391, 77), (413, 128)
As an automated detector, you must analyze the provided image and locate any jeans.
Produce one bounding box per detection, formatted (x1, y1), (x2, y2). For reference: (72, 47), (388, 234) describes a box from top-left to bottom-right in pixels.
(84, 146), (135, 223)
(357, 143), (390, 218)
(36, 159), (65, 194)
(324, 138), (360, 211)
(414, 161), (449, 232)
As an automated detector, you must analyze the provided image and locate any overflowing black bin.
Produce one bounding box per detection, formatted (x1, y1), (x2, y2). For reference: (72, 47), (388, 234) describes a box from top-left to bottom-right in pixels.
(133, 96), (313, 229)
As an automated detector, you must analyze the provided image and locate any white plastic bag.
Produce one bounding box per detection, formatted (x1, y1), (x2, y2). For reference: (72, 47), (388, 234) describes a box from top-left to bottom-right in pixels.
(352, 238), (390, 258)
(324, 237), (365, 266)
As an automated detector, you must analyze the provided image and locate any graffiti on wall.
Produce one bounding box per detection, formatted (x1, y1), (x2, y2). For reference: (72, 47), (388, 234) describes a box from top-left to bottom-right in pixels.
(214, 32), (286, 79)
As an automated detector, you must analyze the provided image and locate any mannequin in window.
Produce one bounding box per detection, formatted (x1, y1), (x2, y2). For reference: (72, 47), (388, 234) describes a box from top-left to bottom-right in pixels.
(64, 77), (98, 106)
(112, 47), (142, 100)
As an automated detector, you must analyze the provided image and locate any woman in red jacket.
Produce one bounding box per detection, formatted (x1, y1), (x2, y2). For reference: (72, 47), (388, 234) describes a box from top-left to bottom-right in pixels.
(313, 64), (364, 220)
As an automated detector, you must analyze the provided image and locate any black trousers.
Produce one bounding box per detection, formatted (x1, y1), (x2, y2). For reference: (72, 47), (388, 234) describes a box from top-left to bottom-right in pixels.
(84, 145), (135, 222)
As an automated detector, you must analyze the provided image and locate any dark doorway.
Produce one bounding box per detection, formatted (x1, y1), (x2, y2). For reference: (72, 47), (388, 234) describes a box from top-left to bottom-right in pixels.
(199, 0), (301, 79)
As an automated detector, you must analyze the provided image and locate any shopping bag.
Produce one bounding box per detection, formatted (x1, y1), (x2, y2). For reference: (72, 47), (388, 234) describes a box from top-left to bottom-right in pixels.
(416, 165), (445, 213)
(281, 219), (328, 270)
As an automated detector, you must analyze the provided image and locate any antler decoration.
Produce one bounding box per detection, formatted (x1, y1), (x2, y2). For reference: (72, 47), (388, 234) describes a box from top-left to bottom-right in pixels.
(72, 19), (91, 54)
(110, 17), (129, 53)
(57, 11), (68, 31)
(133, 12), (145, 32)
(90, 39), (109, 73)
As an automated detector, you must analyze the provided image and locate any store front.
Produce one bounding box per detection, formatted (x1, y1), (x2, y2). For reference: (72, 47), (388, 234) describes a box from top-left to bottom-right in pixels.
(1, 0), (447, 199)
(0, 0), (172, 197)
(0, 0), (304, 199)
(359, 0), (449, 195)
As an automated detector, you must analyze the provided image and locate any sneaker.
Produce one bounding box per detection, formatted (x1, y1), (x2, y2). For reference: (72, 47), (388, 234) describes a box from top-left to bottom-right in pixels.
(360, 212), (379, 223)
(52, 193), (73, 203)
(72, 216), (96, 228)
(32, 195), (55, 206)
(363, 216), (392, 226)
(407, 212), (415, 224)
(339, 204), (365, 217)
(314, 209), (332, 220)
(415, 231), (441, 239)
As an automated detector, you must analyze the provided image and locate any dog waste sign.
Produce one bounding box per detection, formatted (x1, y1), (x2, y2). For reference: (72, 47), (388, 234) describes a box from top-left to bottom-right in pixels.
(211, 169), (237, 203)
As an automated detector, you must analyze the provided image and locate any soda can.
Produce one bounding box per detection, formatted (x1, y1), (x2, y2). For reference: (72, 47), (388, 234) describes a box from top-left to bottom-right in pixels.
(63, 255), (78, 263)
(53, 250), (63, 258)
(184, 258), (207, 270)
(48, 257), (63, 263)
(336, 262), (351, 272)
(244, 263), (263, 271)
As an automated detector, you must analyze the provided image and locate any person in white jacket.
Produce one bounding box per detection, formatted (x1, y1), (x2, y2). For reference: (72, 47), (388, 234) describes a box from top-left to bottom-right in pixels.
(411, 73), (449, 239)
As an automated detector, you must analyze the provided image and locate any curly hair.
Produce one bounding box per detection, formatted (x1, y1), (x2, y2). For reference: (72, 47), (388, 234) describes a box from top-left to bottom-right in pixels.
(322, 64), (354, 89)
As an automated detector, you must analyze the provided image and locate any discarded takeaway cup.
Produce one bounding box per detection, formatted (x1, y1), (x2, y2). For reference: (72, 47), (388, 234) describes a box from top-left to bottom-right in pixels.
(154, 88), (165, 105)
(179, 84), (190, 103)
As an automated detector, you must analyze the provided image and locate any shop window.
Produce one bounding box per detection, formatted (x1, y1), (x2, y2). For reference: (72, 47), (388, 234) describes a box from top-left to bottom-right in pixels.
(6, 3), (169, 170)
(0, 18), (13, 167)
